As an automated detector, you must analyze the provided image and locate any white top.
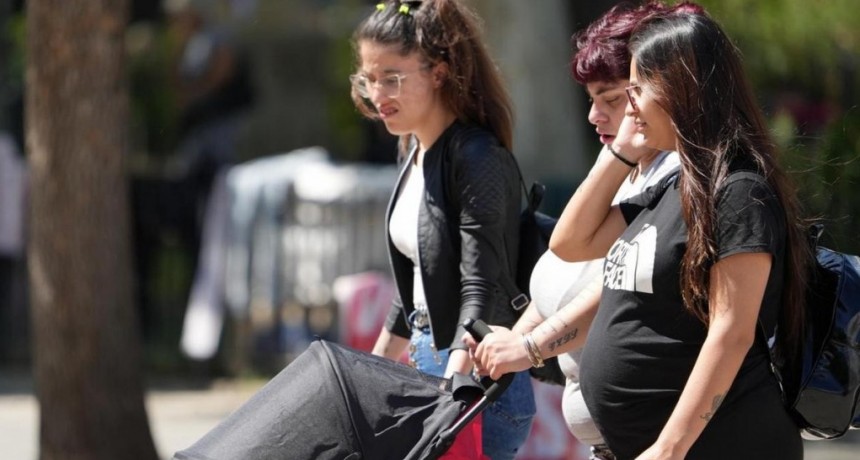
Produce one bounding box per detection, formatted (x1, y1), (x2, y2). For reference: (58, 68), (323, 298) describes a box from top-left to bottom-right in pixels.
(530, 147), (680, 445)
(389, 163), (428, 307)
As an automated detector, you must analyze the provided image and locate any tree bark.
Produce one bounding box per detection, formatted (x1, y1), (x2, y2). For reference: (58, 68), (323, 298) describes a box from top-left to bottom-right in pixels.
(26, 1), (158, 459)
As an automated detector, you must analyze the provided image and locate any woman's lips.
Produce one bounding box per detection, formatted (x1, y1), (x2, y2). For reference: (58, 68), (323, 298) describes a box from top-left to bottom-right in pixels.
(599, 134), (616, 145)
(377, 105), (397, 118)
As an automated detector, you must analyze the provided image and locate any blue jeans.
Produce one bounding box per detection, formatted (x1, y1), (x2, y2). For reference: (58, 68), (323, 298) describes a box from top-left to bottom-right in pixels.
(409, 327), (536, 460)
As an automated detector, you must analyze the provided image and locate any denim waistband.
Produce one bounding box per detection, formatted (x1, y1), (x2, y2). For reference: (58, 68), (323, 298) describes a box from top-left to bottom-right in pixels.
(408, 305), (430, 329)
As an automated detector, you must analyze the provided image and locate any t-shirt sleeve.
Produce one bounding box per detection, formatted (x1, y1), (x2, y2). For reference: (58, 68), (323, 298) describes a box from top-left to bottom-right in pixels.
(715, 172), (785, 260)
(619, 171), (679, 224)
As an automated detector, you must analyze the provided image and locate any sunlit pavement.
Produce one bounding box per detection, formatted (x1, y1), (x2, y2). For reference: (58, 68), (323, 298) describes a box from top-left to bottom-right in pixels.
(1, 372), (858, 460)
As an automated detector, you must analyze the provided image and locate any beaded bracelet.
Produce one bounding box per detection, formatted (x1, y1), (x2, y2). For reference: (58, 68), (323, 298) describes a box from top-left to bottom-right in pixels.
(609, 146), (637, 168)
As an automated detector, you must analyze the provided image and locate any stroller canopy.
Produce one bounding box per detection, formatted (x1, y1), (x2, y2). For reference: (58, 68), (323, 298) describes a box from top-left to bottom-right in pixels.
(173, 340), (483, 460)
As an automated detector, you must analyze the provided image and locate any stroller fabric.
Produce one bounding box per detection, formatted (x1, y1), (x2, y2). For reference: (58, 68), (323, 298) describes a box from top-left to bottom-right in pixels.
(173, 340), (484, 460)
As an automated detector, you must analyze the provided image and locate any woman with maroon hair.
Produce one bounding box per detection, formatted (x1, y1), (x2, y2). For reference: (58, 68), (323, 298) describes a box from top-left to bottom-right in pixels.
(466, 3), (698, 459)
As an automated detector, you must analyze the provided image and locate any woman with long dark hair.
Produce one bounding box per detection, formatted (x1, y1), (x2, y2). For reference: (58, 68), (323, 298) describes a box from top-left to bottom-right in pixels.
(464, 2), (687, 459)
(350, 1), (534, 458)
(548, 7), (810, 460)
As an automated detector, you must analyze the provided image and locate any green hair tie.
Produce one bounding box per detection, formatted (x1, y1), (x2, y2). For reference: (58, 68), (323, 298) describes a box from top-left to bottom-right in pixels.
(398, 4), (410, 15)
(376, 3), (385, 11)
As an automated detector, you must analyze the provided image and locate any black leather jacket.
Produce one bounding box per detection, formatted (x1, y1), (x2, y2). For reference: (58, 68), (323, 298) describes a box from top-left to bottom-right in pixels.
(384, 121), (522, 351)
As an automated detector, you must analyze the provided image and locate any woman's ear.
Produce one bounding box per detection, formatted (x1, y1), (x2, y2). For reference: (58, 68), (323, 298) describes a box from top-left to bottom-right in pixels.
(431, 62), (449, 89)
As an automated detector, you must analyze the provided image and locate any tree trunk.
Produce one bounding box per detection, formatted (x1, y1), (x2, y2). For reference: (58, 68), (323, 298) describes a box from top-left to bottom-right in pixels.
(26, 1), (158, 459)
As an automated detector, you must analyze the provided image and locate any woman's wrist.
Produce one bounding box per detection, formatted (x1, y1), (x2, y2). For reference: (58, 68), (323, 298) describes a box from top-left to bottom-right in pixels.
(444, 348), (472, 378)
(609, 145), (638, 168)
(522, 333), (545, 368)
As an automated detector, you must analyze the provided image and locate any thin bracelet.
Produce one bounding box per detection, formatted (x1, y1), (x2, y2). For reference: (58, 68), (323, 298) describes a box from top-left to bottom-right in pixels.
(524, 333), (545, 368)
(609, 146), (637, 168)
(522, 334), (542, 368)
(522, 334), (538, 367)
(526, 334), (545, 368)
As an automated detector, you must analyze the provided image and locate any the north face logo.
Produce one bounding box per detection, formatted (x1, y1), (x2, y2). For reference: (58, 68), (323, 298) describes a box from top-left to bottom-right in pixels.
(603, 224), (657, 293)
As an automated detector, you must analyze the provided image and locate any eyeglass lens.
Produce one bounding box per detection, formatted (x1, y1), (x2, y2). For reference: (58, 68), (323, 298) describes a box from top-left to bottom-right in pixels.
(351, 74), (403, 99)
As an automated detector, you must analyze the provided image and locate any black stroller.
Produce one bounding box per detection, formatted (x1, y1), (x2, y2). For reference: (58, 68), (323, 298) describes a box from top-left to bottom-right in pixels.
(173, 319), (510, 460)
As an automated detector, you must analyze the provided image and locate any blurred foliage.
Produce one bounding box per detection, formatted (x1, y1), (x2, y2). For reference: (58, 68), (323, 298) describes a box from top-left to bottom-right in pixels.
(127, 22), (180, 158)
(700, 0), (859, 101)
(321, 0), (369, 162)
(3, 13), (24, 86)
(698, 0), (860, 253)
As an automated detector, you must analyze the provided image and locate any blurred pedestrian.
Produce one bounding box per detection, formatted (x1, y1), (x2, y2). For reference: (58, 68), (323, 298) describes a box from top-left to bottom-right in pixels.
(165, 0), (254, 198)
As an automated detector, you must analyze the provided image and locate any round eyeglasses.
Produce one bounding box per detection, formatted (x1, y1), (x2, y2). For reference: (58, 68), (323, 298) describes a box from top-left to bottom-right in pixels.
(349, 68), (428, 99)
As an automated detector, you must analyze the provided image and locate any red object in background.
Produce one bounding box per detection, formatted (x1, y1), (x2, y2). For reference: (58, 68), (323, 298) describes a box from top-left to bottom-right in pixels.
(334, 271), (396, 352)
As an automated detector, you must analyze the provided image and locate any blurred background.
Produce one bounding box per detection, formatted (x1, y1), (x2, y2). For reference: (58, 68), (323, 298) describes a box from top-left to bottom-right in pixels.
(0, 0), (858, 459)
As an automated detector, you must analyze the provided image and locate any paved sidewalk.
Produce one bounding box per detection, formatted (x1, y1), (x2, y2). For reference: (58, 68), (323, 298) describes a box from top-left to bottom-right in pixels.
(0, 372), (264, 460)
(1, 371), (859, 459)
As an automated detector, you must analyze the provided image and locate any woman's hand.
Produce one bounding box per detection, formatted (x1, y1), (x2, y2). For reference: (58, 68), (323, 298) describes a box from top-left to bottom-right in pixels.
(634, 442), (684, 460)
(444, 348), (472, 379)
(612, 113), (654, 164)
(463, 326), (532, 381)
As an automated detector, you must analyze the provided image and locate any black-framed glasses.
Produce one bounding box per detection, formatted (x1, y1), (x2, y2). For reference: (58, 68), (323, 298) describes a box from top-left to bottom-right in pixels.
(349, 67), (428, 99)
(625, 84), (641, 110)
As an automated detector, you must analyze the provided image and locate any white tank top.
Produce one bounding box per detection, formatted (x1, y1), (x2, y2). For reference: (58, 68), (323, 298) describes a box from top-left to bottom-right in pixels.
(389, 163), (428, 307)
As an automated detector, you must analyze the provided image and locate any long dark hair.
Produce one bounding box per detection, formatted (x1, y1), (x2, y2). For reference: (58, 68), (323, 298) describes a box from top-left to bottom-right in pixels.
(351, 0), (514, 152)
(629, 11), (811, 355)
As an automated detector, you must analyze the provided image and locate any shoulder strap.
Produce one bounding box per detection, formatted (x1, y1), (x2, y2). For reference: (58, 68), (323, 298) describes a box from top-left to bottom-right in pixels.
(755, 222), (824, 403)
(503, 151), (540, 311)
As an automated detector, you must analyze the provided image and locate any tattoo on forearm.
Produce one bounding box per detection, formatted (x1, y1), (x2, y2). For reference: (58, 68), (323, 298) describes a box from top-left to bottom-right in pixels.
(547, 329), (578, 352)
(700, 393), (725, 422)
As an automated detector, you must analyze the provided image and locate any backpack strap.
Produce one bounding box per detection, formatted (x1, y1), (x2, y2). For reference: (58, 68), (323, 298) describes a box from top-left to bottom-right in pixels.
(756, 222), (825, 404)
(501, 151), (538, 311)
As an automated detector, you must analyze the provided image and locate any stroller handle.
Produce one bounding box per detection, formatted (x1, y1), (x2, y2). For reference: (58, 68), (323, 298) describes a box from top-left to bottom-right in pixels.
(429, 318), (517, 457)
(462, 318), (515, 401)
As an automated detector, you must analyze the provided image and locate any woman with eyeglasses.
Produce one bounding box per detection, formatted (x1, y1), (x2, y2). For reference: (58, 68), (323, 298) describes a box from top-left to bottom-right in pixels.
(349, 1), (534, 458)
(547, 6), (809, 460)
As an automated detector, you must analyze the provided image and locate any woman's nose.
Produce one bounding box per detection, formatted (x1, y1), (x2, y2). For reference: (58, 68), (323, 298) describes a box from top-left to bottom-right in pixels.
(625, 100), (638, 117)
(588, 103), (607, 126)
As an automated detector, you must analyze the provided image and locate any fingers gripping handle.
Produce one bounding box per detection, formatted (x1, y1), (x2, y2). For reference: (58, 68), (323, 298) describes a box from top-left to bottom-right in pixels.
(462, 317), (493, 342)
(462, 318), (514, 401)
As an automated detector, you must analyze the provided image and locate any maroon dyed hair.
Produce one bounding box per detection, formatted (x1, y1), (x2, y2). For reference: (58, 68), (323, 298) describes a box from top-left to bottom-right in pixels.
(571, 1), (705, 85)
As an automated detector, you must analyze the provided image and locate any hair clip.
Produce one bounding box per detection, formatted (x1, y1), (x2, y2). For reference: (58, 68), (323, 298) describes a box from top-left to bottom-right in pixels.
(398, 4), (411, 15)
(376, 3), (385, 11)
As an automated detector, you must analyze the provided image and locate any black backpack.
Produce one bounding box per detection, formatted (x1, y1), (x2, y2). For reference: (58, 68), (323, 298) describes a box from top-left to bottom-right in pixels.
(764, 224), (860, 440)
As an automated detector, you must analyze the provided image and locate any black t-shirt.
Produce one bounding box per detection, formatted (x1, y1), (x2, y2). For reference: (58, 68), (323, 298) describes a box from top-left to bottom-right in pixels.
(580, 170), (792, 459)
